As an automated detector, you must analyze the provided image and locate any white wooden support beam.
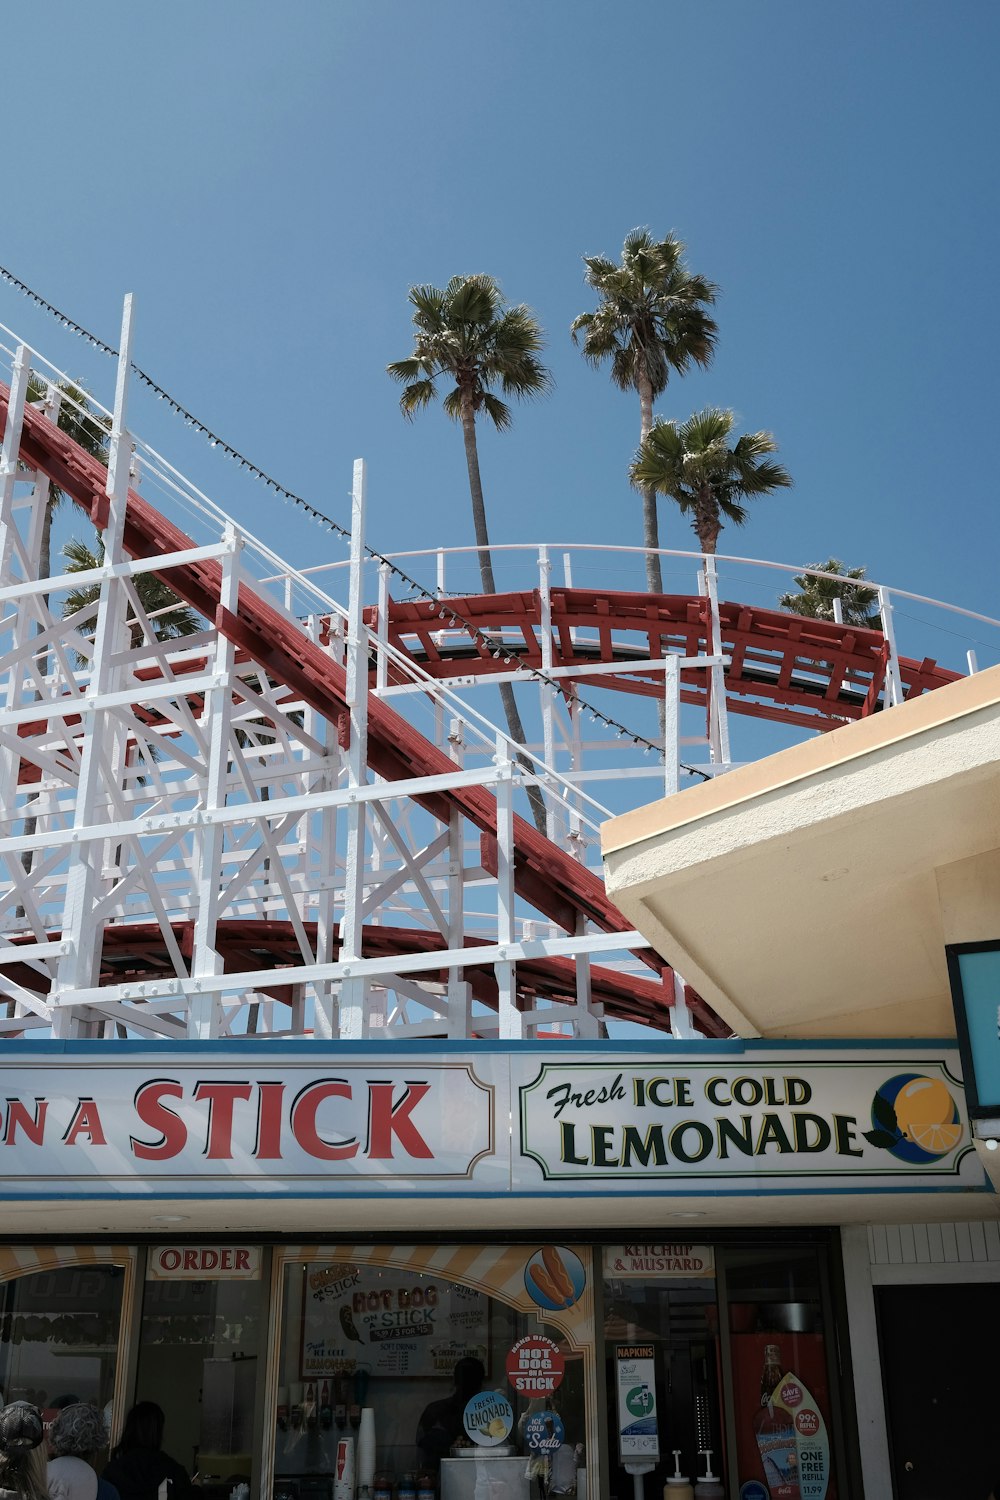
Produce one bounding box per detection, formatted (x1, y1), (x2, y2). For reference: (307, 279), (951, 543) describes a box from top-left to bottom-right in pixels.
(0, 344), (31, 583)
(375, 561), (390, 693)
(538, 544), (559, 843)
(703, 556), (732, 769)
(0, 345), (33, 820)
(878, 586), (905, 707)
(494, 733), (520, 1039)
(663, 653), (680, 797)
(337, 458), (369, 1038)
(188, 524), (241, 1037)
(53, 295), (136, 1034)
(670, 968), (696, 1039)
(573, 910), (598, 1038)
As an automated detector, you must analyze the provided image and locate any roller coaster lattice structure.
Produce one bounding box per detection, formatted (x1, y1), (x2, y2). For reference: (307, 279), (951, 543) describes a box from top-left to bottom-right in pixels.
(0, 299), (987, 1044)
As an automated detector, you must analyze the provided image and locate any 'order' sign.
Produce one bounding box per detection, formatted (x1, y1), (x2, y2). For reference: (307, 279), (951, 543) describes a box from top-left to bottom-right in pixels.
(505, 1334), (564, 1397)
(148, 1245), (261, 1280)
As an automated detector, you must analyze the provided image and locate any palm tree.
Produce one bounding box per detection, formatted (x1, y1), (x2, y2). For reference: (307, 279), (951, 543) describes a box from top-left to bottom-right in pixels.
(62, 532), (201, 652)
(779, 559), (880, 628)
(630, 407), (792, 556)
(571, 229), (719, 592)
(387, 274), (551, 831)
(26, 376), (110, 592)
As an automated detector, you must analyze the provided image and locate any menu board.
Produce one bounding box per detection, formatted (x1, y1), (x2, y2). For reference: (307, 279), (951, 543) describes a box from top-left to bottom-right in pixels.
(301, 1263), (488, 1378)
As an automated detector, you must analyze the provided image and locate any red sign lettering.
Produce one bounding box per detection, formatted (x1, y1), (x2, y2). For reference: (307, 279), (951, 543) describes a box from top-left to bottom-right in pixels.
(131, 1080), (187, 1160)
(63, 1099), (107, 1147)
(291, 1080), (358, 1160)
(368, 1081), (432, 1159)
(193, 1081), (253, 1159)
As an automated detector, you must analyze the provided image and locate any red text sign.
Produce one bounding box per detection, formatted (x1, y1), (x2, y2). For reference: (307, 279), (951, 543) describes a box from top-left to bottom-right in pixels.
(148, 1244), (261, 1279)
(506, 1334), (564, 1397)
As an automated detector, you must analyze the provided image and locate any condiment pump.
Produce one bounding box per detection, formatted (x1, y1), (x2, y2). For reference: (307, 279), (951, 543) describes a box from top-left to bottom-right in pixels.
(663, 1449), (694, 1500)
(693, 1449), (724, 1498)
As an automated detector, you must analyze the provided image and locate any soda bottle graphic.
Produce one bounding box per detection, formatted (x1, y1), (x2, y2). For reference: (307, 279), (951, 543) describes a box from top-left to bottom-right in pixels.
(752, 1345), (800, 1498)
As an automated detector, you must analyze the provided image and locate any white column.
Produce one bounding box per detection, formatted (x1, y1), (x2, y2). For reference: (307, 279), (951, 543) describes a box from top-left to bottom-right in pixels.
(703, 556), (731, 769)
(53, 295), (136, 1034)
(337, 458), (369, 1038)
(446, 718), (471, 1038)
(840, 1226), (893, 1499)
(188, 525), (241, 1037)
(878, 587), (904, 707)
(538, 545), (558, 842)
(494, 732), (520, 1038)
(663, 654), (680, 797)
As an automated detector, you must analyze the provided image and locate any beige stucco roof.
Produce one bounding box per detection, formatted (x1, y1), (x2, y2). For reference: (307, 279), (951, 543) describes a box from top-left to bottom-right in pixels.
(602, 664), (1000, 1042)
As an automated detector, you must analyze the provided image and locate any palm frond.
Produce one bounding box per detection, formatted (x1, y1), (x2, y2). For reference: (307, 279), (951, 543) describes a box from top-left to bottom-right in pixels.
(480, 393), (513, 431)
(397, 378), (438, 419)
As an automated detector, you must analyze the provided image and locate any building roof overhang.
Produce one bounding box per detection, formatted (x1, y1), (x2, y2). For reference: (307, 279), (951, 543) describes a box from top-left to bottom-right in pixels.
(602, 664), (1000, 1042)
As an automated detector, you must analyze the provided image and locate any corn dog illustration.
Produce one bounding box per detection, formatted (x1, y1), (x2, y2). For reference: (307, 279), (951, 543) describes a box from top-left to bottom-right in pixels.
(529, 1262), (562, 1304)
(542, 1246), (575, 1303)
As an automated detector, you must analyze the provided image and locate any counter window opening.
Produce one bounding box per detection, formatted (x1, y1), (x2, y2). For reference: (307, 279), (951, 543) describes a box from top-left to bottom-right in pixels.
(269, 1246), (592, 1500)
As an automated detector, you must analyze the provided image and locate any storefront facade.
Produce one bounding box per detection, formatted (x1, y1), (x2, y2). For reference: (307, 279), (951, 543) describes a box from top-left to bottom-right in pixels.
(0, 1039), (991, 1500)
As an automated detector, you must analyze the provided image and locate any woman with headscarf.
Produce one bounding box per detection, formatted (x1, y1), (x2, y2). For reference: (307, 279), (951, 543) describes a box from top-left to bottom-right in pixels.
(101, 1406), (190, 1500)
(0, 1402), (47, 1500)
(47, 1403), (118, 1500)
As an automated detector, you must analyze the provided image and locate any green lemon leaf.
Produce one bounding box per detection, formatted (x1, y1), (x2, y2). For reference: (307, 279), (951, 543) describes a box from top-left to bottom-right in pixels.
(872, 1093), (899, 1134)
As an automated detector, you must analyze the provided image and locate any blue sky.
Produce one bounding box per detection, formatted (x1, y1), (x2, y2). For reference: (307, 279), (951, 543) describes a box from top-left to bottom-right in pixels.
(2, 1), (998, 681)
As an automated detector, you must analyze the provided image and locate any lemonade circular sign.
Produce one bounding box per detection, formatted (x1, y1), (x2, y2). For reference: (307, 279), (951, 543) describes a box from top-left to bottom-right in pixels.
(463, 1390), (514, 1447)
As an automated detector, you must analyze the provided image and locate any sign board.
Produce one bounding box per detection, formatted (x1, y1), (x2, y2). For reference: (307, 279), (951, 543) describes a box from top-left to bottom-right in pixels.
(147, 1244), (261, 1279)
(604, 1243), (715, 1278)
(615, 1345), (659, 1465)
(946, 942), (1000, 1117)
(463, 1390), (514, 1447)
(0, 1043), (985, 1199)
(0, 1052), (498, 1196)
(506, 1334), (565, 1397)
(517, 1051), (982, 1192)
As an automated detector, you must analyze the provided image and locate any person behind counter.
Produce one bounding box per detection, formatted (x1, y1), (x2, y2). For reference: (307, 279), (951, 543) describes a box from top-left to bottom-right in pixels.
(47, 1403), (119, 1500)
(416, 1358), (486, 1468)
(102, 1406), (191, 1500)
(0, 1402), (48, 1500)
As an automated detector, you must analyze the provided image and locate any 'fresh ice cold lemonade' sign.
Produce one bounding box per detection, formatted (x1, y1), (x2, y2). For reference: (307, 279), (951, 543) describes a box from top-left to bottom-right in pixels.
(516, 1053), (982, 1191)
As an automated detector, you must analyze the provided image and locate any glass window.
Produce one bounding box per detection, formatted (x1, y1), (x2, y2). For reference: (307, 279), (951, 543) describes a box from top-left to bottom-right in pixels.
(724, 1245), (838, 1499)
(602, 1245), (721, 1499)
(133, 1268), (264, 1489)
(274, 1253), (587, 1500)
(0, 1263), (125, 1422)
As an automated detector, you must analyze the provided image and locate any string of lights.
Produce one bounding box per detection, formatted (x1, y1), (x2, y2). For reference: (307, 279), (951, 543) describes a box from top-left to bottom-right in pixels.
(0, 262), (710, 776)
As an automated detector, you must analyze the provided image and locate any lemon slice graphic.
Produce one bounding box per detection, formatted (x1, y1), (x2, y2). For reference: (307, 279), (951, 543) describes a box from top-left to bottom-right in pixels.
(909, 1119), (962, 1155)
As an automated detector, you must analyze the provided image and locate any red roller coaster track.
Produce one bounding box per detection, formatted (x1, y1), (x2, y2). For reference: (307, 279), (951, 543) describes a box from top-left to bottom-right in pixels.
(0, 382), (963, 1039)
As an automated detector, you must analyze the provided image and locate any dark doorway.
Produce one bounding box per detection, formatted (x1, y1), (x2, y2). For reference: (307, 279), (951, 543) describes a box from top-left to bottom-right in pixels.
(877, 1282), (1000, 1499)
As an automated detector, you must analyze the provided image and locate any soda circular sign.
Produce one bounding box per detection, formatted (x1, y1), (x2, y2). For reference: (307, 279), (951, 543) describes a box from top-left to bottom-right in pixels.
(506, 1335), (565, 1398)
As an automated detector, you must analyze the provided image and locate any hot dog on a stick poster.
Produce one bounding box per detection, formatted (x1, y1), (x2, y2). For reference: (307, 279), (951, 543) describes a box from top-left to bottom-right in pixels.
(301, 1262), (488, 1379)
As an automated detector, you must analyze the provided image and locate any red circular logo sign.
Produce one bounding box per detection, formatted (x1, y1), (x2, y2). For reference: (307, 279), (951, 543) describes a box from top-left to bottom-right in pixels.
(780, 1380), (803, 1409)
(505, 1335), (565, 1398)
(795, 1408), (820, 1436)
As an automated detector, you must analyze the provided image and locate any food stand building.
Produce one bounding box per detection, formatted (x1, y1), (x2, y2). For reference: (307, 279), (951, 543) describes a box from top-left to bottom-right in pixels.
(0, 306), (995, 1500)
